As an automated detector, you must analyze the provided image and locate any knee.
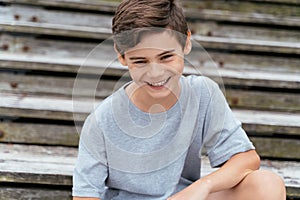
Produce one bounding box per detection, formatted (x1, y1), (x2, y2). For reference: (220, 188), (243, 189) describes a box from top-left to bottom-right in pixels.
(245, 170), (286, 200)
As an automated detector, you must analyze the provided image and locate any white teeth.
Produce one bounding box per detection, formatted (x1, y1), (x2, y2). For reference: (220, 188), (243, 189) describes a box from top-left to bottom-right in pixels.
(149, 79), (168, 87)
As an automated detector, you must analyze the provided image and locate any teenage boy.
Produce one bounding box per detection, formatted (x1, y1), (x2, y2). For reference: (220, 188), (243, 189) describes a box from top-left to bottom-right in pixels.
(73, 0), (286, 199)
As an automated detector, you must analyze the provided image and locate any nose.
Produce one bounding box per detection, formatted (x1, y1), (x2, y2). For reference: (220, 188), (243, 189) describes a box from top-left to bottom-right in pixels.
(147, 62), (164, 78)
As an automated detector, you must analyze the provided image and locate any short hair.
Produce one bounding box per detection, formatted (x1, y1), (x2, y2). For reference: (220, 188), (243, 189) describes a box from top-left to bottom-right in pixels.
(112, 0), (189, 56)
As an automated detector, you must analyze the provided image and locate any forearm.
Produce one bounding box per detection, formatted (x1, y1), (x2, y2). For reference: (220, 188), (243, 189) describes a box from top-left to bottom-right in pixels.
(196, 150), (260, 193)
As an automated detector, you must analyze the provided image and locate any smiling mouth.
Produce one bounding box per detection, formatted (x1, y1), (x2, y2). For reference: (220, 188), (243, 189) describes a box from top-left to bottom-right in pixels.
(147, 77), (171, 87)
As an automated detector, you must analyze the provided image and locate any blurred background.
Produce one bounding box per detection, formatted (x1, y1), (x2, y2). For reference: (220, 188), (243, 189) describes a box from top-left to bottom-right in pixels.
(0, 0), (299, 199)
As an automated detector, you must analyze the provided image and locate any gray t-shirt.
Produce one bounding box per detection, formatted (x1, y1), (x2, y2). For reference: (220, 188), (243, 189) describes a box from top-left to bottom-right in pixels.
(72, 75), (254, 199)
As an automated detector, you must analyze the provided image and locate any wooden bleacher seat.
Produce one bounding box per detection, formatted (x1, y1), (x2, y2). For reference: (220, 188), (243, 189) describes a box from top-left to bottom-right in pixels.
(0, 0), (299, 199)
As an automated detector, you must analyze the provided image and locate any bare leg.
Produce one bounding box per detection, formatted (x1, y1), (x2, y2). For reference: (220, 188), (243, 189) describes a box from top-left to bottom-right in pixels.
(206, 170), (286, 200)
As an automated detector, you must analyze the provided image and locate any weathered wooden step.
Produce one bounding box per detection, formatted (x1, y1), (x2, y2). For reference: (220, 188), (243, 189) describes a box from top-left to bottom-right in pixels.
(1, 94), (300, 133)
(1, 4), (300, 54)
(0, 186), (72, 200)
(0, 93), (91, 120)
(189, 22), (300, 43)
(1, 33), (300, 73)
(2, 0), (300, 27)
(0, 72), (118, 98)
(0, 144), (75, 186)
(0, 143), (299, 199)
(3, 0), (300, 10)
(2, 21), (298, 54)
(234, 109), (300, 136)
(193, 35), (300, 55)
(0, 93), (299, 159)
(0, 72), (299, 112)
(1, 0), (119, 13)
(243, 0), (300, 4)
(183, 1), (300, 27)
(2, 3), (300, 43)
(0, 53), (299, 90)
(0, 121), (80, 146)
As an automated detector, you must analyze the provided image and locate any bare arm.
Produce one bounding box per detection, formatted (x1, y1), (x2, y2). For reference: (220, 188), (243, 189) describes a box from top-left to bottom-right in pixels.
(73, 197), (100, 200)
(200, 149), (260, 192)
(168, 150), (260, 200)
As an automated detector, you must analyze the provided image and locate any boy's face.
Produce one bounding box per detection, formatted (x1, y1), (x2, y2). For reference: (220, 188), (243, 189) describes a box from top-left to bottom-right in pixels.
(117, 30), (191, 101)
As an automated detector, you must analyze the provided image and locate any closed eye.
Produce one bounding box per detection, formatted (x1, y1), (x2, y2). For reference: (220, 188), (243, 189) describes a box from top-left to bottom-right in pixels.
(160, 54), (174, 61)
(133, 60), (147, 64)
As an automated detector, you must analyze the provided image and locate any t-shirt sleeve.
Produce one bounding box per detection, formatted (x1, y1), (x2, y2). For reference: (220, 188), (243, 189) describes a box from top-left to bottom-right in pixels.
(202, 79), (255, 168)
(72, 112), (108, 198)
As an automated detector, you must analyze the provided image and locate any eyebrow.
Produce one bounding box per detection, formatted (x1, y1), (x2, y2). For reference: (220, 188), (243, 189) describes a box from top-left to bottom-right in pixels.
(129, 56), (146, 60)
(157, 49), (175, 58)
(128, 49), (175, 60)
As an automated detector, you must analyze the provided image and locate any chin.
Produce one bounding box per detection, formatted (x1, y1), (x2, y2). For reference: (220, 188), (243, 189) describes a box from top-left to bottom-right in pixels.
(146, 86), (177, 100)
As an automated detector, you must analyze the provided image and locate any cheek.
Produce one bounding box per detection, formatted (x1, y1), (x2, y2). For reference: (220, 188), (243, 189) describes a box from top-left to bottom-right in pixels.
(168, 59), (184, 74)
(128, 66), (148, 81)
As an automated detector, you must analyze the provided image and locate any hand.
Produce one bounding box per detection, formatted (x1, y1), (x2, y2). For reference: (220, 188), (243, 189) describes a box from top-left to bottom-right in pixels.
(167, 180), (211, 200)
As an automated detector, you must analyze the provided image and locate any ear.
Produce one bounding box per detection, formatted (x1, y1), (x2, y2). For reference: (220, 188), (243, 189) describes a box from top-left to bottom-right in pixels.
(114, 44), (127, 66)
(184, 31), (192, 55)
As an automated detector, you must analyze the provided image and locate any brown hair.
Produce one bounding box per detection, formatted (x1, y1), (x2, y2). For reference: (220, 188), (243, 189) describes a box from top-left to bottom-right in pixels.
(112, 0), (189, 56)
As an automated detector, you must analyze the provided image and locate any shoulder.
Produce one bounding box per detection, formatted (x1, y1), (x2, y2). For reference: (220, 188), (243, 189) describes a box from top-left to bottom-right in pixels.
(184, 75), (219, 90)
(183, 75), (221, 98)
(94, 95), (113, 116)
(92, 84), (129, 125)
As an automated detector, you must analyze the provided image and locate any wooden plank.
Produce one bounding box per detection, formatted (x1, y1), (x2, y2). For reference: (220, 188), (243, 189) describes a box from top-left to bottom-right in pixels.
(186, 9), (300, 27)
(1, 5), (300, 54)
(0, 117), (298, 153)
(1, 51), (299, 77)
(0, 93), (300, 131)
(2, 33), (300, 73)
(206, 52), (300, 73)
(186, 67), (300, 90)
(0, 120), (298, 157)
(234, 109), (300, 136)
(0, 107), (88, 121)
(1, 95), (300, 135)
(0, 187), (72, 200)
(0, 33), (103, 58)
(0, 186), (295, 200)
(250, 137), (300, 160)
(0, 92), (96, 113)
(0, 94), (300, 146)
(1, 72), (299, 112)
(0, 22), (111, 39)
(0, 54), (299, 90)
(3, 0), (300, 25)
(0, 144), (299, 197)
(1, 0), (119, 13)
(226, 89), (300, 112)
(0, 72), (119, 98)
(0, 4), (112, 39)
(1, 23), (299, 54)
(0, 144), (76, 185)
(183, 1), (300, 27)
(0, 122), (79, 146)
(192, 35), (300, 55)
(2, 3), (300, 43)
(183, 1), (300, 17)
(0, 53), (126, 75)
(1, 4), (112, 29)
(4, 0), (300, 10)
(248, 0), (300, 4)
(287, 188), (300, 199)
(189, 21), (300, 43)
